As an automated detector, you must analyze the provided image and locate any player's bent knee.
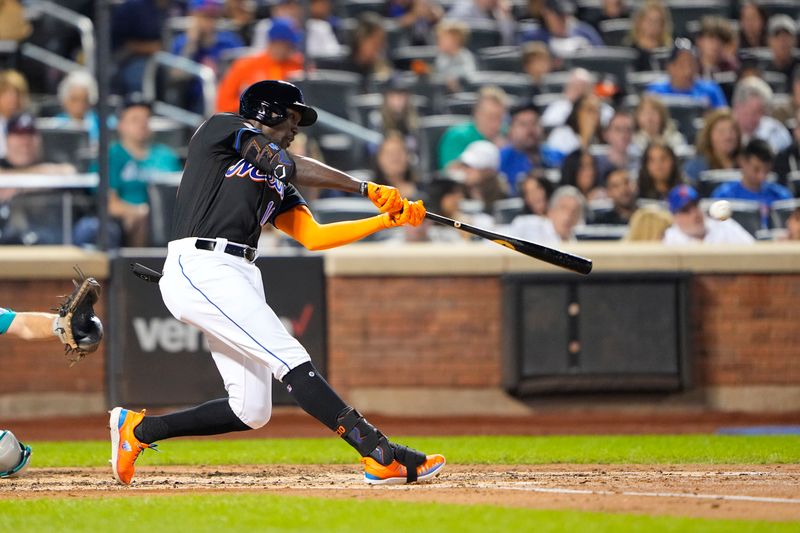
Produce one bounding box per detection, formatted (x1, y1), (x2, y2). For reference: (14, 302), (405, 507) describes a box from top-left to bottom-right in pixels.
(242, 403), (272, 429)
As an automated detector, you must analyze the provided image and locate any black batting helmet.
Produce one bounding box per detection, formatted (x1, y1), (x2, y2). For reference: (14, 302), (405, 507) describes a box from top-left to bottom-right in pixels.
(239, 80), (317, 127)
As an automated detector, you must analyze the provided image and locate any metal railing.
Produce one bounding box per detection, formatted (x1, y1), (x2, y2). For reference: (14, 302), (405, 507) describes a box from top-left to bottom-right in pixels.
(313, 108), (383, 146)
(25, 0), (95, 74)
(142, 51), (217, 127)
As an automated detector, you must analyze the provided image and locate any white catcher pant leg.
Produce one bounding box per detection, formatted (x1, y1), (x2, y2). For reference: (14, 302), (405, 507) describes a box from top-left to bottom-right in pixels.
(159, 238), (312, 428)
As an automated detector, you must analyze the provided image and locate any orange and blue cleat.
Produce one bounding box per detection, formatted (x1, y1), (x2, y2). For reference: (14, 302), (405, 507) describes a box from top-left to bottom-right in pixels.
(361, 454), (446, 485)
(109, 407), (157, 485)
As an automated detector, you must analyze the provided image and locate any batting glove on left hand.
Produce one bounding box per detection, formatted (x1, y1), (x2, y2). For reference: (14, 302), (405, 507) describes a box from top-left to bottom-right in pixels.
(364, 182), (404, 214)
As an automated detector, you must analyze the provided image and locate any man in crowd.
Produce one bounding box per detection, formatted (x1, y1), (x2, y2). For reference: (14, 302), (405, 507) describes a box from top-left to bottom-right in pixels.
(732, 76), (792, 155)
(499, 104), (542, 195)
(216, 19), (303, 113)
(508, 185), (585, 244)
(765, 15), (800, 93)
(664, 184), (754, 244)
(446, 139), (507, 213)
(591, 168), (637, 225)
(646, 38), (727, 109)
(0, 113), (76, 176)
(438, 85), (508, 168)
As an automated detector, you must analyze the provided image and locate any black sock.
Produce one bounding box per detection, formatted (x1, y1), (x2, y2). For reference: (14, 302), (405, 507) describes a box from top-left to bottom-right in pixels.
(283, 361), (348, 431)
(133, 398), (250, 444)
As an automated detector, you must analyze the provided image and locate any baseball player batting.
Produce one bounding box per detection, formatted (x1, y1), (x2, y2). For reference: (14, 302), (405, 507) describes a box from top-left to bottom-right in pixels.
(109, 80), (445, 486)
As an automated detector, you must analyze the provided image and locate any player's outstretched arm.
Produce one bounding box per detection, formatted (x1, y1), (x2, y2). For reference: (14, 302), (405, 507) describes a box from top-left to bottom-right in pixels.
(275, 201), (426, 251)
(293, 155), (404, 213)
(5, 312), (59, 341)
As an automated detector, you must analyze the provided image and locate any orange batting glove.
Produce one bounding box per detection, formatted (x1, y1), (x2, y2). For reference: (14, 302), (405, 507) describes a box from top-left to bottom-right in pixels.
(363, 182), (404, 214)
(382, 199), (426, 228)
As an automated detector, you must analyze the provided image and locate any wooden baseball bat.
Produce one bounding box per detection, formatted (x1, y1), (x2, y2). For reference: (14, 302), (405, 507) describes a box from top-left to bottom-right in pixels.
(425, 212), (593, 275)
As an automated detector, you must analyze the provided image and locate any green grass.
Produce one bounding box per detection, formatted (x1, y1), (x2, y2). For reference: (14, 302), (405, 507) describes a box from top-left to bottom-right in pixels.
(26, 435), (800, 468)
(0, 494), (795, 533)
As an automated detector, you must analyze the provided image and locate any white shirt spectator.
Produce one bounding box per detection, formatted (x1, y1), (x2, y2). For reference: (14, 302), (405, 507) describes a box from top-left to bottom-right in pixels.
(751, 116), (793, 155)
(663, 217), (755, 244)
(305, 18), (342, 57)
(507, 214), (564, 245)
(540, 99), (614, 129)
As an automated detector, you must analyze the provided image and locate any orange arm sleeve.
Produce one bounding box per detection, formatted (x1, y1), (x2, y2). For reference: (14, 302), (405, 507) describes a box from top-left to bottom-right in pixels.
(274, 205), (388, 251)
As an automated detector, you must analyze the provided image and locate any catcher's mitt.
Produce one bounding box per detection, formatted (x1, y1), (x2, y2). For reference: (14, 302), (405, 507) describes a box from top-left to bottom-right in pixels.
(54, 267), (103, 366)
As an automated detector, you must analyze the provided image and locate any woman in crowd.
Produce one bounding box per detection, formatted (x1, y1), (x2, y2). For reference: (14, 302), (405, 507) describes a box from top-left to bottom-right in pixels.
(0, 69), (28, 160)
(631, 94), (687, 156)
(519, 172), (554, 217)
(739, 1), (768, 49)
(373, 131), (420, 200)
(627, 0), (673, 72)
(683, 108), (741, 185)
(53, 70), (105, 146)
(544, 94), (603, 165)
(638, 141), (684, 200)
(560, 148), (606, 200)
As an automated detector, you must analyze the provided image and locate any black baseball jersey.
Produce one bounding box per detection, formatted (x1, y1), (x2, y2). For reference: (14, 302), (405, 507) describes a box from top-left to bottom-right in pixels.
(171, 113), (306, 248)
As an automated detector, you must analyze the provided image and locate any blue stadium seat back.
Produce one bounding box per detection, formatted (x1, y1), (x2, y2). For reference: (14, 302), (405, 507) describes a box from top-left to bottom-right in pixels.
(493, 197), (525, 224)
(417, 114), (471, 176)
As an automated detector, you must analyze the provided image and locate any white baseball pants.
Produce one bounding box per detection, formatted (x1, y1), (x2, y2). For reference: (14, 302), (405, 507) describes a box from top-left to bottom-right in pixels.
(159, 237), (312, 428)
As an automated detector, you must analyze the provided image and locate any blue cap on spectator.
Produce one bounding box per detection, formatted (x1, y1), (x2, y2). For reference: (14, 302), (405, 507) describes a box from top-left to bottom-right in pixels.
(268, 18), (300, 46)
(6, 113), (37, 135)
(668, 184), (700, 213)
(189, 0), (224, 15)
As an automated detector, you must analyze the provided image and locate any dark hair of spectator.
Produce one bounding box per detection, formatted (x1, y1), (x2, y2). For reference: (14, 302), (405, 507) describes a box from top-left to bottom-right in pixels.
(565, 94), (601, 140)
(509, 102), (540, 119)
(741, 138), (774, 163)
(560, 148), (599, 196)
(427, 178), (466, 214)
(351, 12), (385, 53)
(519, 172), (555, 215)
(638, 141), (682, 199)
(374, 130), (420, 185)
(697, 16), (734, 44)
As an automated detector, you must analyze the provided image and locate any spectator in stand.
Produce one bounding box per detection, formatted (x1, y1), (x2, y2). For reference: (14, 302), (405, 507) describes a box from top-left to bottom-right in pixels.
(373, 131), (420, 200)
(521, 0), (603, 55)
(765, 15), (800, 93)
(592, 168), (637, 225)
(52, 71), (106, 147)
(683, 108), (741, 186)
(338, 13), (391, 91)
(544, 93), (603, 166)
(0, 113), (76, 176)
(631, 94), (688, 157)
(584, 0), (631, 35)
(387, 0), (444, 46)
(508, 185), (585, 245)
(0, 69), (28, 160)
(785, 207), (800, 240)
(774, 107), (800, 188)
(695, 16), (738, 78)
(521, 42), (553, 98)
(595, 110), (639, 177)
(306, 0), (342, 57)
(438, 85), (508, 168)
(646, 38), (727, 110)
(517, 172), (554, 217)
(560, 148), (605, 200)
(447, 0), (516, 46)
(270, 0), (302, 27)
(372, 76), (420, 152)
(732, 76), (792, 155)
(625, 206), (672, 241)
(638, 141), (683, 200)
(499, 103), (542, 195)
(626, 0), (672, 72)
(424, 177), (492, 242)
(215, 20), (303, 113)
(224, 0), (257, 45)
(111, 0), (172, 95)
(540, 68), (614, 129)
(711, 139), (792, 228)
(446, 139), (508, 212)
(435, 19), (478, 93)
(739, 1), (768, 49)
(74, 98), (181, 248)
(663, 184), (754, 244)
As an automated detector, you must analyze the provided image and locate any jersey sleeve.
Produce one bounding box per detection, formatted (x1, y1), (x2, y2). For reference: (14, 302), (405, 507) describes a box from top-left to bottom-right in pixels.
(269, 184), (307, 226)
(0, 307), (16, 335)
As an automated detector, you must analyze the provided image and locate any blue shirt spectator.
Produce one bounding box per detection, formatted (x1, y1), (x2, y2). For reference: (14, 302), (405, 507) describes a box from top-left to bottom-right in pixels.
(520, 0), (603, 53)
(646, 79), (728, 110)
(646, 38), (727, 109)
(498, 104), (541, 194)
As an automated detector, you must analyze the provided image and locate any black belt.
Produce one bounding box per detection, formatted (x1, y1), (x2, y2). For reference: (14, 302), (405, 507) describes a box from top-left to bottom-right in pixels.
(194, 239), (257, 262)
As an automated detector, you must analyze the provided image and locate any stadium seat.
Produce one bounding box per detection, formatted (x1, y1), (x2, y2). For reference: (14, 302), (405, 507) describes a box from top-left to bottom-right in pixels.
(478, 46), (522, 72)
(574, 224), (627, 240)
(666, 1), (729, 38)
(462, 71), (532, 99)
(290, 70), (361, 123)
(391, 45), (439, 71)
(493, 197), (525, 224)
(699, 198), (762, 235)
(562, 47), (638, 89)
(651, 95), (706, 143)
(338, 0), (386, 19)
(1, 191), (73, 245)
(443, 92), (480, 116)
(770, 198), (800, 229)
(788, 170), (800, 196)
(149, 117), (187, 151)
(756, 0), (800, 19)
(539, 71), (574, 94)
(698, 169), (741, 197)
(417, 114), (470, 176)
(587, 198), (615, 224)
(761, 71), (789, 93)
(35, 122), (91, 172)
(599, 18), (632, 47)
(627, 72), (668, 96)
(309, 50), (351, 71)
(147, 183), (179, 247)
(349, 93), (429, 128)
(464, 19), (503, 52)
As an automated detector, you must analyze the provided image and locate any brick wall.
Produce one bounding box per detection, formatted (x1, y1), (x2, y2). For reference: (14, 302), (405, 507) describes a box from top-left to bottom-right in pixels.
(327, 276), (502, 391)
(0, 280), (105, 395)
(691, 274), (800, 387)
